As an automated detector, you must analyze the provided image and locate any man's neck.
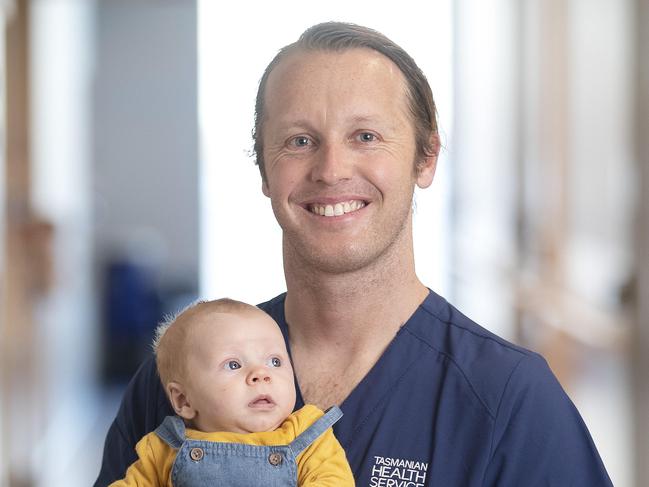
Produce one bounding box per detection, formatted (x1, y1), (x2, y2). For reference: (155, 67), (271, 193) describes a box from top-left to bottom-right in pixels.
(281, 235), (429, 408)
(282, 238), (428, 352)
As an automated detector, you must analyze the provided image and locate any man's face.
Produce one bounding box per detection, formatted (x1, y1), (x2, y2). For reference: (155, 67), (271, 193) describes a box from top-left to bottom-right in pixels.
(261, 48), (436, 274)
(181, 310), (296, 433)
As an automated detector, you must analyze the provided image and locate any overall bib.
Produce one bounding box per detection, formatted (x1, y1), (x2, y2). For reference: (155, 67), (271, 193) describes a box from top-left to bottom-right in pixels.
(155, 406), (343, 487)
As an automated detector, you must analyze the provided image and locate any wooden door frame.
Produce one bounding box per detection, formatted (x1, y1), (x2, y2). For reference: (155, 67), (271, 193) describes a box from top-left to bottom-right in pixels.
(2, 0), (34, 485)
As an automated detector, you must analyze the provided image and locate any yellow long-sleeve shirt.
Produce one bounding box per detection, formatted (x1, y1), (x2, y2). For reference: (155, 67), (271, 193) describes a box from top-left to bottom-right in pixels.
(110, 404), (354, 486)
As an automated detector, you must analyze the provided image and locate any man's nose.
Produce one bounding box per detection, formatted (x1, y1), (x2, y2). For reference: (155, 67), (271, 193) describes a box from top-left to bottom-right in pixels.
(246, 366), (272, 385)
(310, 141), (353, 185)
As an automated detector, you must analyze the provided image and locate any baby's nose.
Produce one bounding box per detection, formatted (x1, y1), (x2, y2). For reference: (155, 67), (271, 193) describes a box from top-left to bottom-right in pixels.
(247, 367), (271, 385)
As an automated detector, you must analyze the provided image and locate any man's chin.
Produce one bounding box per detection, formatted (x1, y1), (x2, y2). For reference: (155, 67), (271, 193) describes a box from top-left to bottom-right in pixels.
(291, 243), (385, 276)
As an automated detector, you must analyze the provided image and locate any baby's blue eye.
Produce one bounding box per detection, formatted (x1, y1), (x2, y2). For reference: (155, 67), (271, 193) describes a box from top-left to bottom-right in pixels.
(225, 360), (241, 370)
(269, 357), (281, 367)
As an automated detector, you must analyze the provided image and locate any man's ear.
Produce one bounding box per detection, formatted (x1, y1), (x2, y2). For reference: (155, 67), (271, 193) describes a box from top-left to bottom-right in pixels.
(262, 179), (270, 197)
(167, 382), (196, 420)
(416, 134), (440, 189)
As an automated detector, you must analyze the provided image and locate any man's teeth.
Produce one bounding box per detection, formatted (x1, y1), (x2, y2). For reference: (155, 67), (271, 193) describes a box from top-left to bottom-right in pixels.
(310, 200), (366, 217)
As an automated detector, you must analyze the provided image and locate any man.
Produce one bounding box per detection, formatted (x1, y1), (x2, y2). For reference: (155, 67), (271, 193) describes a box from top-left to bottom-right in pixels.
(96, 22), (612, 486)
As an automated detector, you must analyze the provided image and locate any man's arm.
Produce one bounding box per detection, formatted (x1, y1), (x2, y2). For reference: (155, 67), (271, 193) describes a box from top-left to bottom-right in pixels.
(94, 356), (173, 487)
(483, 354), (613, 486)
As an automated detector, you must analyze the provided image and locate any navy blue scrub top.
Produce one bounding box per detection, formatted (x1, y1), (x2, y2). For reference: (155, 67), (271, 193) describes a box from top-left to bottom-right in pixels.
(95, 290), (612, 486)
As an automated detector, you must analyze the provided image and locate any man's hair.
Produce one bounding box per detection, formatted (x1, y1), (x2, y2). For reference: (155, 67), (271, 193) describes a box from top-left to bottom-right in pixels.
(153, 298), (260, 388)
(253, 21), (439, 181)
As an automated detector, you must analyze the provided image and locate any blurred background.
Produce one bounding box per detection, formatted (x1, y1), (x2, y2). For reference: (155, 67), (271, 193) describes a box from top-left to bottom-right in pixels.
(0, 0), (647, 485)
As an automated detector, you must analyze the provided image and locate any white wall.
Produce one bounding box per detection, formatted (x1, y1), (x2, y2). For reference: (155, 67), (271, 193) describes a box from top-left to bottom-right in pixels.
(452, 0), (519, 339)
(199, 0), (454, 304)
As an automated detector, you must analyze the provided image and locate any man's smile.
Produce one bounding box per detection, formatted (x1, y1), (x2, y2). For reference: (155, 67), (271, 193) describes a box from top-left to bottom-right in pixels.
(308, 199), (367, 217)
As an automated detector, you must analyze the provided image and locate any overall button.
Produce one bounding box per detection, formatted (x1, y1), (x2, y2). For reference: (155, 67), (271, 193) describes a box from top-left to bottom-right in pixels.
(189, 447), (204, 462)
(268, 452), (283, 466)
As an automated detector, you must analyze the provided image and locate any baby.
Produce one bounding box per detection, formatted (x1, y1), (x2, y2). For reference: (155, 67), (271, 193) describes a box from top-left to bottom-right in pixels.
(110, 298), (354, 486)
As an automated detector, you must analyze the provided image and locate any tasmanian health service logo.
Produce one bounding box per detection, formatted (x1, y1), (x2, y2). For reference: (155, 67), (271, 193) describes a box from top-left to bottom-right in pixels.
(369, 455), (428, 487)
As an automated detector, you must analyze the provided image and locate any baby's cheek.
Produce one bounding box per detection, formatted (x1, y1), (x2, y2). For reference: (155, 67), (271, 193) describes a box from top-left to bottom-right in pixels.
(215, 384), (237, 399)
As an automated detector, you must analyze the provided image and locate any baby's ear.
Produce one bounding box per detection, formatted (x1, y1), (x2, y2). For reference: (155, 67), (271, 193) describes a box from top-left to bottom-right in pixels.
(167, 382), (196, 420)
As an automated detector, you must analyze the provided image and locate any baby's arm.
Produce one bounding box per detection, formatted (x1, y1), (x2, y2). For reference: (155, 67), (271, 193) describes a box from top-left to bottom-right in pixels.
(297, 427), (355, 486)
(109, 432), (172, 487)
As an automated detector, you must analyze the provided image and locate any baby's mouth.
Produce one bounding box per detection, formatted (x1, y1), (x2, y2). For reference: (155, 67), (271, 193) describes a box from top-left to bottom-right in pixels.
(249, 395), (275, 408)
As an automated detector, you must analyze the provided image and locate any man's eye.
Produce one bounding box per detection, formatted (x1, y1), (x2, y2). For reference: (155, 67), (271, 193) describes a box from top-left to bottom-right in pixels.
(358, 132), (376, 142)
(225, 360), (241, 370)
(290, 136), (311, 147)
(268, 357), (282, 367)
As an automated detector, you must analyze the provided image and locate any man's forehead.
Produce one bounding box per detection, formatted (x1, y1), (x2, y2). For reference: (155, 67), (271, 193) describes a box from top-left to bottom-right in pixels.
(263, 48), (409, 121)
(267, 47), (404, 90)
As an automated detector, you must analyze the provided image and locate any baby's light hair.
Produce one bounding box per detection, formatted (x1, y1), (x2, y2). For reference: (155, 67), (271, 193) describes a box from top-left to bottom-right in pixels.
(152, 300), (203, 355)
(153, 298), (261, 390)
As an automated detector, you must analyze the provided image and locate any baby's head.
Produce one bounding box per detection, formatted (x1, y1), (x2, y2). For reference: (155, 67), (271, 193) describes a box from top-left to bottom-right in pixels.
(154, 298), (296, 434)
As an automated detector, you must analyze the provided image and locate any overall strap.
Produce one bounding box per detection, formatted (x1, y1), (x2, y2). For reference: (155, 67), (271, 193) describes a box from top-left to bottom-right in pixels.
(154, 415), (186, 450)
(289, 406), (343, 456)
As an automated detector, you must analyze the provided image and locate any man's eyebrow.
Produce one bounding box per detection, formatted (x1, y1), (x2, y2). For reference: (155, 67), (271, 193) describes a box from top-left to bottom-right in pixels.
(349, 115), (400, 131)
(272, 119), (314, 132)
(272, 115), (398, 132)
(350, 115), (380, 123)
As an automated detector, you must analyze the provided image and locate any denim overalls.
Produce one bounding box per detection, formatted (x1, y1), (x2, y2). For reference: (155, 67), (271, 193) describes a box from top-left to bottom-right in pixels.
(155, 406), (343, 487)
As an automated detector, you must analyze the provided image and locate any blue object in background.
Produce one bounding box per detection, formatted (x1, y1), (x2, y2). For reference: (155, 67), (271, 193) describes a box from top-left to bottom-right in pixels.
(106, 259), (162, 339)
(102, 258), (163, 384)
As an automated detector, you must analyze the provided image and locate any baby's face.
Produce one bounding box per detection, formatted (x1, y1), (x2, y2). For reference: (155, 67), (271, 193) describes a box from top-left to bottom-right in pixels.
(182, 309), (296, 434)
